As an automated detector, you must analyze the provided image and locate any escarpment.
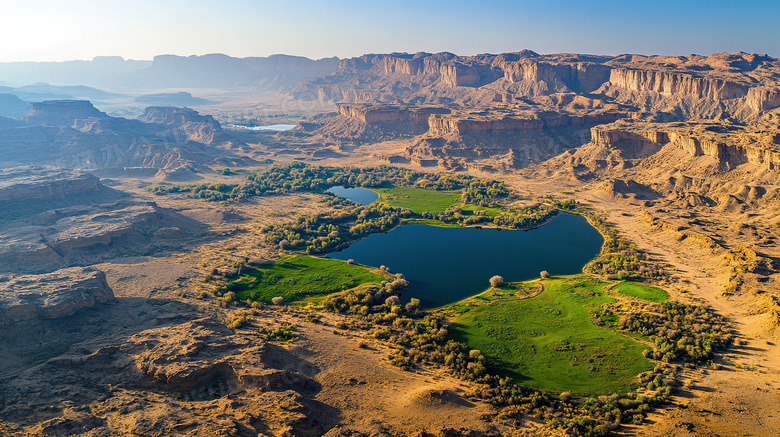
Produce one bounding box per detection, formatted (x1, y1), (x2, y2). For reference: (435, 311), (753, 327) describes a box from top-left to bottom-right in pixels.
(296, 51), (780, 124)
(427, 109), (623, 136)
(605, 68), (749, 100)
(747, 87), (780, 111)
(591, 122), (780, 170)
(337, 103), (450, 124)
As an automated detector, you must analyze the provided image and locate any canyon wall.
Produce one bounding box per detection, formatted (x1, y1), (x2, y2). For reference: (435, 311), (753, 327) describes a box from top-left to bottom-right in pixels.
(337, 104), (450, 124)
(607, 68), (750, 100)
(429, 111), (624, 136)
(498, 60), (611, 93)
(747, 88), (780, 111)
(591, 124), (780, 170)
(297, 52), (780, 124)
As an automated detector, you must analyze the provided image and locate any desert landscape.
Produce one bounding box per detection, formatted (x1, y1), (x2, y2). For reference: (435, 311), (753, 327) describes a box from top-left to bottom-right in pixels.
(1, 3), (780, 436)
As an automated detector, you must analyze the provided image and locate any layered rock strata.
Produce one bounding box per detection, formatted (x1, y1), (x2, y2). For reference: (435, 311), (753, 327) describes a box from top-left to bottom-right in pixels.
(0, 267), (114, 325)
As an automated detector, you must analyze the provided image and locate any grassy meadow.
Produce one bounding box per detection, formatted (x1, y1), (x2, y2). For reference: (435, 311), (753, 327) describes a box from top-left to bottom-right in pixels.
(372, 186), (461, 214)
(613, 281), (670, 302)
(443, 276), (655, 395)
(233, 255), (386, 303)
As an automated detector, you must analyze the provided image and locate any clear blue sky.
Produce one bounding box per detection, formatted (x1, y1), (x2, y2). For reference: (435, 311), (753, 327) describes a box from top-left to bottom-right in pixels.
(0, 0), (777, 62)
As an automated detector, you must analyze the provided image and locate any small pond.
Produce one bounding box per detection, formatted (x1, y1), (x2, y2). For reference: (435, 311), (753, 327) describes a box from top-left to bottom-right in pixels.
(326, 186), (379, 205)
(228, 124), (297, 131)
(328, 213), (603, 308)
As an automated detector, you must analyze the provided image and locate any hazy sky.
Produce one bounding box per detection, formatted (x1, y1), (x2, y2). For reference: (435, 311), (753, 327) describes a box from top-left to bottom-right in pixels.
(1, 0), (778, 62)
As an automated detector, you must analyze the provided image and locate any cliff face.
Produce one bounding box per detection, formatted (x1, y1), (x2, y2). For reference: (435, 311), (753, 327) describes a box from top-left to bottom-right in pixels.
(428, 111), (623, 136)
(591, 123), (780, 170)
(297, 51), (780, 125)
(747, 88), (780, 111)
(337, 104), (450, 124)
(22, 100), (107, 126)
(498, 60), (611, 93)
(139, 106), (223, 144)
(439, 62), (503, 87)
(606, 68), (750, 100)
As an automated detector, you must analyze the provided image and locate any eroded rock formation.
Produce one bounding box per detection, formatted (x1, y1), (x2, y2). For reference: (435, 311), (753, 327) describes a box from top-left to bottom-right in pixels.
(591, 121), (780, 170)
(0, 101), (251, 181)
(0, 168), (210, 273)
(296, 51), (780, 124)
(0, 267), (114, 325)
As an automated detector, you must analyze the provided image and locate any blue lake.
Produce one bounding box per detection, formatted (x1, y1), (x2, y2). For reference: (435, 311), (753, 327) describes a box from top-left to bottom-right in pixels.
(327, 186), (379, 205)
(329, 213), (603, 308)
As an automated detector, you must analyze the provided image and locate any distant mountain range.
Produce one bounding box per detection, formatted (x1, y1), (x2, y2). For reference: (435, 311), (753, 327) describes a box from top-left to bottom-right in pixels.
(0, 54), (340, 91)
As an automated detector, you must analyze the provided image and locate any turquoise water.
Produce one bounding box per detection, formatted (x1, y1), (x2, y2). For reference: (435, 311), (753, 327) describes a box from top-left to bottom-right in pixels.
(329, 213), (603, 307)
(327, 186), (379, 205)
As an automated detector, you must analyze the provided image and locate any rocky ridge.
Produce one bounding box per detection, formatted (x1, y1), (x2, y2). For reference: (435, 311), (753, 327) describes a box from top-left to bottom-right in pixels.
(0, 267), (114, 326)
(0, 168), (210, 273)
(296, 51), (780, 120)
(289, 51), (780, 173)
(0, 100), (251, 181)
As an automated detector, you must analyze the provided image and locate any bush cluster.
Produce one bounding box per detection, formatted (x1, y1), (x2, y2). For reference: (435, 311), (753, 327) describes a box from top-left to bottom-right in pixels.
(263, 202), (413, 254)
(610, 301), (732, 363)
(150, 163), (511, 203)
(583, 216), (663, 280)
(266, 325), (297, 342)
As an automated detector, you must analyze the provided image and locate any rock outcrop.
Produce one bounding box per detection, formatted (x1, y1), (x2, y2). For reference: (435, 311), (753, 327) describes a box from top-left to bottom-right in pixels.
(139, 106), (224, 144)
(337, 104), (450, 124)
(132, 318), (305, 393)
(0, 267), (114, 325)
(0, 100), (249, 180)
(591, 121), (780, 170)
(0, 168), (102, 203)
(296, 51), (780, 125)
(0, 168), (210, 273)
(22, 100), (107, 126)
(0, 198), (209, 273)
(427, 108), (623, 136)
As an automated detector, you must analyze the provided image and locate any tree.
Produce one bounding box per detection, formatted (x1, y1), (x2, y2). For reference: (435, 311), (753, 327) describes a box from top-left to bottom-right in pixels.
(405, 297), (421, 312)
(540, 270), (550, 279)
(489, 275), (504, 288)
(271, 296), (285, 305)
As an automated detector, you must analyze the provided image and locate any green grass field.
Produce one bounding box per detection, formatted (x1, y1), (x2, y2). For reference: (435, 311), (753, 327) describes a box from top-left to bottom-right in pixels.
(372, 186), (461, 214)
(233, 255), (386, 303)
(459, 203), (503, 217)
(444, 276), (653, 395)
(613, 281), (670, 303)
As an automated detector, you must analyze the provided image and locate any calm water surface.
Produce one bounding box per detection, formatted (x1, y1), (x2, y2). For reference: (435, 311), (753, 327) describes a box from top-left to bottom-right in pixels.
(329, 213), (603, 307)
(327, 186), (379, 205)
(228, 124), (297, 131)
